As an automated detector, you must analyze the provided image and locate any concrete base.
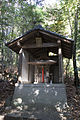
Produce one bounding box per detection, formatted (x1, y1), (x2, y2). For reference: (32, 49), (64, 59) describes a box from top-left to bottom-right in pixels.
(4, 84), (70, 120)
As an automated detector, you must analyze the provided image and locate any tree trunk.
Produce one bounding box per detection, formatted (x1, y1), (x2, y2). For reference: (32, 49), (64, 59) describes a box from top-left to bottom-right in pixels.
(73, 7), (79, 87)
(65, 59), (70, 78)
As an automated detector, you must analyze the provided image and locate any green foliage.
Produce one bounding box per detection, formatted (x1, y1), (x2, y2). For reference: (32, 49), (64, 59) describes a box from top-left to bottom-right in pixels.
(44, 6), (66, 35)
(63, 59), (74, 78)
(0, 0), (45, 69)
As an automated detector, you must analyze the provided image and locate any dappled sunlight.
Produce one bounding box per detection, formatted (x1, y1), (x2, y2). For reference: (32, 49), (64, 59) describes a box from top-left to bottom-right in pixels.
(55, 91), (58, 96)
(4, 84), (70, 120)
(55, 101), (69, 120)
(17, 98), (22, 104)
(46, 84), (50, 87)
(15, 83), (19, 87)
(59, 114), (67, 120)
(32, 99), (35, 103)
(33, 90), (40, 96)
(55, 102), (68, 112)
(55, 102), (62, 112)
(13, 98), (22, 105)
(44, 88), (49, 93)
(18, 84), (23, 89)
(17, 106), (23, 111)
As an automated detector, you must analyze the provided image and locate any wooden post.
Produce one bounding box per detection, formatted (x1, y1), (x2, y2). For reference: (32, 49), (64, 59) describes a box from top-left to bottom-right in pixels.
(34, 66), (38, 83)
(21, 49), (29, 83)
(29, 55), (34, 83)
(18, 49), (22, 83)
(57, 40), (63, 83)
(42, 66), (44, 83)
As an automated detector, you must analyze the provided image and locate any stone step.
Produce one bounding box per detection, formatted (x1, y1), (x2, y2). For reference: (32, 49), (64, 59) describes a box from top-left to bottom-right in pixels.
(4, 114), (40, 120)
(5, 83), (69, 120)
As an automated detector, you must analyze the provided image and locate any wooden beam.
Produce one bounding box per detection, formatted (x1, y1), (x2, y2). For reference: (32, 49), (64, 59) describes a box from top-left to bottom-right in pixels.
(28, 60), (56, 65)
(40, 31), (61, 40)
(39, 30), (73, 43)
(22, 43), (58, 49)
(17, 41), (22, 48)
(8, 30), (37, 47)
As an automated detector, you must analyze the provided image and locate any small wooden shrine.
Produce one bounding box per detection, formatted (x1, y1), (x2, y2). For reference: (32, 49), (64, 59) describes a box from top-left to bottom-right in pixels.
(6, 25), (74, 84)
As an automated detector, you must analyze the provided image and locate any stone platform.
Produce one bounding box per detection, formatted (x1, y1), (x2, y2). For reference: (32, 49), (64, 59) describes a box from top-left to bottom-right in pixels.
(4, 84), (70, 120)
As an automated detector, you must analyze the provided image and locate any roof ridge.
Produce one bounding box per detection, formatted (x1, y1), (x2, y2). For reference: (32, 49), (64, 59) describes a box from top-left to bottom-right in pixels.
(33, 24), (44, 30)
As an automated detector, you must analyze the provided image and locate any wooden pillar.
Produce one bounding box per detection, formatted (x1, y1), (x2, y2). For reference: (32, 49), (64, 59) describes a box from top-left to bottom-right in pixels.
(21, 49), (29, 83)
(57, 40), (63, 83)
(34, 66), (38, 83)
(18, 49), (22, 82)
(29, 55), (34, 83)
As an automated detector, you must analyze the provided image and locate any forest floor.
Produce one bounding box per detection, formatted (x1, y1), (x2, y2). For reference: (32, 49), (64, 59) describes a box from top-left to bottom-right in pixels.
(65, 78), (80, 120)
(0, 79), (80, 120)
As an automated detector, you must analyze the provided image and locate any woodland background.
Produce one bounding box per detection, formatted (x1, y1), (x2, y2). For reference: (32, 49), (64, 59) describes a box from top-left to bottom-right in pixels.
(0, 0), (80, 85)
(0, 1), (80, 119)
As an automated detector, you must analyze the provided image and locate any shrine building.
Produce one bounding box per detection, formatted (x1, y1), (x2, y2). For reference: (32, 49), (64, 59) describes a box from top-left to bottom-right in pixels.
(6, 25), (74, 84)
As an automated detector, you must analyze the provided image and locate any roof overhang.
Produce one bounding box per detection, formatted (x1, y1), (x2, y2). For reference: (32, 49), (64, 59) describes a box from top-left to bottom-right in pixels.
(6, 25), (74, 59)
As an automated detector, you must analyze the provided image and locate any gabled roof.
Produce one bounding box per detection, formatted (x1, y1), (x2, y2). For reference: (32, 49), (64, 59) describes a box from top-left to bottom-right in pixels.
(6, 25), (74, 59)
